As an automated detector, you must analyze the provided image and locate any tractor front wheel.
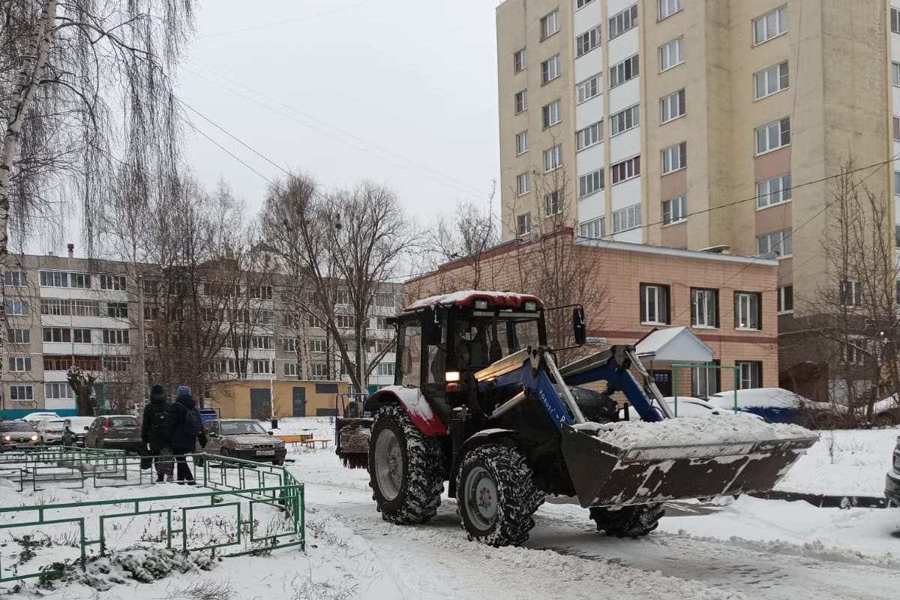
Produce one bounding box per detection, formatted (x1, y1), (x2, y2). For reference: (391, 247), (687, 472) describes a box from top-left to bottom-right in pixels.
(589, 504), (665, 538)
(456, 444), (544, 547)
(369, 405), (444, 525)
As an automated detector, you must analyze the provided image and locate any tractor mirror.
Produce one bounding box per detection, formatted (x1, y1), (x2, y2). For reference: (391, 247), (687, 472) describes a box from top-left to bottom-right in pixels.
(572, 306), (587, 346)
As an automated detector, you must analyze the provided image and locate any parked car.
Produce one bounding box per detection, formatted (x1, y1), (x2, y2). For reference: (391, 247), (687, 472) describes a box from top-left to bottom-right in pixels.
(65, 417), (96, 446)
(0, 421), (39, 450)
(873, 396), (900, 427)
(706, 388), (844, 427)
(626, 396), (765, 420)
(35, 419), (67, 445)
(84, 415), (142, 452)
(200, 419), (286, 465)
(21, 411), (59, 424)
(886, 435), (900, 506)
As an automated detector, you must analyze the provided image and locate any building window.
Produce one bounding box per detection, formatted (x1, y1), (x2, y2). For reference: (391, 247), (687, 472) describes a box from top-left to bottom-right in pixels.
(736, 361), (762, 389)
(658, 38), (683, 71)
(70, 273), (90, 289)
(284, 362), (298, 377)
(609, 4), (638, 40)
(756, 229), (792, 258)
(843, 341), (865, 366)
(252, 359), (273, 374)
(99, 274), (127, 291)
(754, 61), (789, 101)
(309, 338), (326, 353)
(544, 190), (562, 216)
(578, 169), (604, 198)
(756, 174), (792, 208)
(661, 141), (687, 174)
(5, 299), (28, 316)
(610, 54), (640, 88)
(610, 104), (640, 136)
(755, 117), (791, 154)
(576, 121), (603, 151)
(10, 385), (34, 402)
(894, 117), (900, 141)
(579, 217), (605, 239)
(10, 356), (31, 372)
(514, 48), (527, 73)
(892, 8), (900, 34)
(336, 314), (355, 329)
(541, 54), (561, 84)
(3, 271), (27, 287)
(658, 0), (682, 20)
(45, 382), (74, 400)
(752, 6), (787, 46)
(540, 10), (560, 40)
(576, 26), (601, 58)
(8, 328), (30, 344)
(659, 89), (686, 123)
(106, 302), (128, 318)
(543, 144), (562, 172)
(576, 0), (595, 9)
(43, 327), (71, 343)
(40, 271), (68, 287)
(542, 100), (561, 128)
(516, 213), (532, 237)
(662, 195), (687, 225)
(691, 288), (718, 328)
(778, 285), (794, 313)
(840, 280), (861, 307)
(611, 155), (641, 184)
(516, 172), (531, 196)
(73, 328), (91, 344)
(514, 89), (528, 114)
(576, 74), (602, 104)
(692, 361), (720, 398)
(102, 329), (129, 345)
(735, 292), (761, 330)
(640, 283), (670, 325)
(613, 203), (641, 233)
(282, 337), (297, 353)
(515, 130), (528, 155)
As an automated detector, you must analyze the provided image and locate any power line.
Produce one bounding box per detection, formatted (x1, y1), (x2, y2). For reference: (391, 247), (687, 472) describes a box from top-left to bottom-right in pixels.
(184, 120), (275, 185)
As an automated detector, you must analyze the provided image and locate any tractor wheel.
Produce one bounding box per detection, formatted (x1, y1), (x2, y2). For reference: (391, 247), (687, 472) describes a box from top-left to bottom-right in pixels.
(589, 504), (665, 538)
(368, 405), (444, 525)
(456, 444), (544, 547)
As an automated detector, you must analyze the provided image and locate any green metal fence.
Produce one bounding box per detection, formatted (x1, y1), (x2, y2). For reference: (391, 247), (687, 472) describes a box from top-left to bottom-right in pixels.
(0, 447), (304, 584)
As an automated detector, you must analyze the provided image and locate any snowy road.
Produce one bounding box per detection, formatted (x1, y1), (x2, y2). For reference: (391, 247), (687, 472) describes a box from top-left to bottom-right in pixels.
(296, 447), (900, 600)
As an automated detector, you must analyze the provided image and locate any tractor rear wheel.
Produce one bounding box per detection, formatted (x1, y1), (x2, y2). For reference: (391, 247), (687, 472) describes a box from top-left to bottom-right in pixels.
(589, 504), (664, 538)
(368, 405), (444, 525)
(456, 444), (544, 547)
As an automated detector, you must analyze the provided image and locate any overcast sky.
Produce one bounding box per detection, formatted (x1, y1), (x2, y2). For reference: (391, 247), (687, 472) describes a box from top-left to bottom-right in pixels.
(176, 0), (503, 231)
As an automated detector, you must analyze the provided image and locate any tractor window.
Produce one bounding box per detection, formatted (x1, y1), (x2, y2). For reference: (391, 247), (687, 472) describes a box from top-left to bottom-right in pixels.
(399, 321), (423, 388)
(510, 318), (541, 352)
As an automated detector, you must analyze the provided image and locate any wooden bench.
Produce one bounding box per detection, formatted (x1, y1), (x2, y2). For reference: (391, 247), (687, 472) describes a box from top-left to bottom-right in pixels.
(300, 438), (331, 449)
(275, 434), (313, 447)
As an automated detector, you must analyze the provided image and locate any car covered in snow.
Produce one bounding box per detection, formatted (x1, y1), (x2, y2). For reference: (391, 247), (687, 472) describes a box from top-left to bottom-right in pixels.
(200, 419), (286, 465)
(0, 421), (39, 450)
(706, 388), (842, 427)
(35, 419), (67, 445)
(887, 436), (900, 506)
(21, 411), (59, 424)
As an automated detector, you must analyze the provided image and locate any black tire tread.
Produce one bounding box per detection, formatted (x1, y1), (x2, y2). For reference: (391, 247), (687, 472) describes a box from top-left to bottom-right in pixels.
(589, 504), (665, 538)
(456, 444), (544, 547)
(369, 405), (444, 525)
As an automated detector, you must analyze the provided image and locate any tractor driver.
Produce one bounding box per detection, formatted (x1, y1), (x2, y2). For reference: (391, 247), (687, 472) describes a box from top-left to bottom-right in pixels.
(454, 320), (490, 370)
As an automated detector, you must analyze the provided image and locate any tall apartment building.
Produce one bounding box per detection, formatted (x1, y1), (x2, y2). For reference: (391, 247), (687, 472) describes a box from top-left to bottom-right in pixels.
(497, 0), (893, 392)
(0, 252), (400, 416)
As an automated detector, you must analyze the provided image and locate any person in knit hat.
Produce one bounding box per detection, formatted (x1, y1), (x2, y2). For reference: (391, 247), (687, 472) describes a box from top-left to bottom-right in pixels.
(167, 385), (207, 484)
(141, 384), (174, 482)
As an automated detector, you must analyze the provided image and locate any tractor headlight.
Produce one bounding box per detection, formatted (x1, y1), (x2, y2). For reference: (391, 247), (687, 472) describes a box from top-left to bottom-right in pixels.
(445, 371), (460, 383)
(524, 301), (537, 311)
(3, 435), (9, 442)
(474, 300), (488, 310)
(30, 435), (38, 442)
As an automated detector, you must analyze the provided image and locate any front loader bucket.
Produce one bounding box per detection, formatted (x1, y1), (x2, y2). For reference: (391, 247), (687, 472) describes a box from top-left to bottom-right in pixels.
(560, 417), (817, 508)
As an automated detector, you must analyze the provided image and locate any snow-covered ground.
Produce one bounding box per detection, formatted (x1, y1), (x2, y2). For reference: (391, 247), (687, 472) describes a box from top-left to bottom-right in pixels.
(3, 419), (900, 599)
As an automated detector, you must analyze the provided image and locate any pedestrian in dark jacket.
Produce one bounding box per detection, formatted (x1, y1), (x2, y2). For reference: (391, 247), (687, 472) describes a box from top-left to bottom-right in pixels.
(142, 384), (174, 482)
(168, 385), (207, 484)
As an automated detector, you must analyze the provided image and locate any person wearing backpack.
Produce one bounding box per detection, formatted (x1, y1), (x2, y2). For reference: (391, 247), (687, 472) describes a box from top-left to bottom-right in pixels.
(142, 384), (174, 482)
(168, 385), (207, 484)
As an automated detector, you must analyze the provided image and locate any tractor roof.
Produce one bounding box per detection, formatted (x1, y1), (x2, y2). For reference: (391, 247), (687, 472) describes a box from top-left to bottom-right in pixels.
(404, 290), (543, 312)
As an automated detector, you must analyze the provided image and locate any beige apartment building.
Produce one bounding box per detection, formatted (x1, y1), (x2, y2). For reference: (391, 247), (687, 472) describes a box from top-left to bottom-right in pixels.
(497, 0), (896, 396)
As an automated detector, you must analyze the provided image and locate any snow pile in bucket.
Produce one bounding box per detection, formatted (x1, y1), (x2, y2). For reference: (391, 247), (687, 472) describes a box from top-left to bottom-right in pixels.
(577, 416), (816, 450)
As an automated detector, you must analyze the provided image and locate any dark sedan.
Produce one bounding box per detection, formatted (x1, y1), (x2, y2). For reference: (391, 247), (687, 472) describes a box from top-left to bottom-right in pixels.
(85, 415), (142, 452)
(0, 421), (39, 451)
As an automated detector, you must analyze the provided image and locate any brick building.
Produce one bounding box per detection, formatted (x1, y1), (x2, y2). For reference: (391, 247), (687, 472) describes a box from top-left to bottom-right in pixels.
(405, 230), (778, 396)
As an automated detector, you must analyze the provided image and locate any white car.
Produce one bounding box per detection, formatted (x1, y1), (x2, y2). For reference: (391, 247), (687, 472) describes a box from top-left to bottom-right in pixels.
(21, 412), (60, 424)
(35, 419), (66, 445)
(627, 396), (764, 420)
